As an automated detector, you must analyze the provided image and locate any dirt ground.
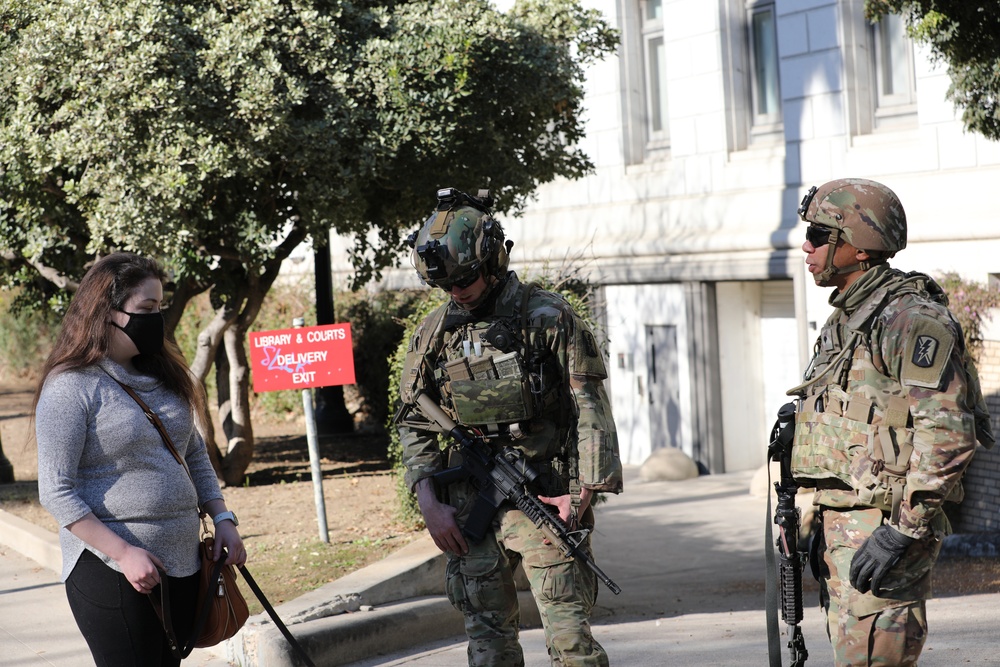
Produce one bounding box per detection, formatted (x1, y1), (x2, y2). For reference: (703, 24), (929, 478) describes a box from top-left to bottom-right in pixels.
(0, 380), (420, 614)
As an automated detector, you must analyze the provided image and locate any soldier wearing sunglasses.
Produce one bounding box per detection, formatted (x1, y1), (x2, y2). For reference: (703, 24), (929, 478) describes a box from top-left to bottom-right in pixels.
(395, 188), (623, 667)
(787, 178), (993, 666)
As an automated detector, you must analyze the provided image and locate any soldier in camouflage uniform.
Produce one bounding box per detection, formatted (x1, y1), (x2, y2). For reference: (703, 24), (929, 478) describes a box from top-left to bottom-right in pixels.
(395, 188), (623, 667)
(788, 178), (994, 666)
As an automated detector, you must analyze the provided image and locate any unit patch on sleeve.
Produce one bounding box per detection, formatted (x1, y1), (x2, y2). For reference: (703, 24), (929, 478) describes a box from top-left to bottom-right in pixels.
(911, 335), (938, 368)
(900, 314), (954, 389)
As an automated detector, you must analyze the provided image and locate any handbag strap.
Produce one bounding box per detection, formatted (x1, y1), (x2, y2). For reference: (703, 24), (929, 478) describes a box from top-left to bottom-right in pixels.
(112, 379), (195, 483)
(156, 559), (318, 666)
(238, 564), (318, 667)
(154, 557), (231, 659)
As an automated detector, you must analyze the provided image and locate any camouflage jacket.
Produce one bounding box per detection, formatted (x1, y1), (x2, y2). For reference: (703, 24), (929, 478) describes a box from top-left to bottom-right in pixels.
(397, 273), (623, 498)
(790, 264), (991, 539)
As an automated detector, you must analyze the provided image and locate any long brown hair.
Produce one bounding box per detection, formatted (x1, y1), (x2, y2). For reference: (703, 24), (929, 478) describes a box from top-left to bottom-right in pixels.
(34, 252), (204, 414)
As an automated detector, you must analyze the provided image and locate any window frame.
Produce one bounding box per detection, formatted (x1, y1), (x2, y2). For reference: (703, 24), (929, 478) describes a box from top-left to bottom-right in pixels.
(640, 0), (671, 152)
(871, 12), (917, 129)
(746, 1), (782, 136)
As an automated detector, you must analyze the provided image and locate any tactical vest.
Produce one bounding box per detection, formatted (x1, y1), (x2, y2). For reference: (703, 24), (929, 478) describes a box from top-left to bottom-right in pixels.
(789, 272), (993, 525)
(399, 280), (573, 478)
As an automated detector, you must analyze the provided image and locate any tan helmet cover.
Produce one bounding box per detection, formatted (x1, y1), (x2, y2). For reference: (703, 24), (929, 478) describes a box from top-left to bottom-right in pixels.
(799, 178), (907, 253)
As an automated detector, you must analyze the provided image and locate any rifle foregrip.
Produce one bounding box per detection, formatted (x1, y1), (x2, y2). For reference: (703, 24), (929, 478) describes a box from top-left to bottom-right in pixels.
(779, 557), (804, 624)
(514, 494), (622, 595)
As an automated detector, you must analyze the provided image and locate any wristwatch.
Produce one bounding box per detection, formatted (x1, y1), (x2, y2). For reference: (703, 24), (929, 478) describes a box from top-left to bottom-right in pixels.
(212, 510), (239, 527)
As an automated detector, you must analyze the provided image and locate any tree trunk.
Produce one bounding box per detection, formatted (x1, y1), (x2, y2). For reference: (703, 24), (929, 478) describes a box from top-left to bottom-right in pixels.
(191, 307), (238, 478)
(220, 324), (255, 486)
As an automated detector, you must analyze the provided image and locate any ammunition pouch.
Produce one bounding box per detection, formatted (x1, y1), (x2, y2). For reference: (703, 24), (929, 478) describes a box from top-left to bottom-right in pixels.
(450, 377), (534, 426)
(792, 387), (914, 525)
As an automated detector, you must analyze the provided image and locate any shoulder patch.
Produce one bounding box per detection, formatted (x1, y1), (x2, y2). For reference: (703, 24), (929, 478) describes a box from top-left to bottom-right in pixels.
(900, 314), (954, 389)
(572, 325), (608, 379)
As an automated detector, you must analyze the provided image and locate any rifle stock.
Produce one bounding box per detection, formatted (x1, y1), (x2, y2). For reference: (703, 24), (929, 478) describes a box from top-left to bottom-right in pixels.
(416, 393), (622, 595)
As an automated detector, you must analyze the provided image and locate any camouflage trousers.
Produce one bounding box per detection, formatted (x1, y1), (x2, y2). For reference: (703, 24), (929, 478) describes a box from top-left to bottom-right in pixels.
(820, 507), (944, 666)
(445, 505), (606, 667)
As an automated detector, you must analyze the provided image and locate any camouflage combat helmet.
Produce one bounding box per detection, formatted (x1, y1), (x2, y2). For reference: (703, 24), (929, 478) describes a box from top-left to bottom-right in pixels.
(798, 178), (907, 283)
(406, 188), (512, 289)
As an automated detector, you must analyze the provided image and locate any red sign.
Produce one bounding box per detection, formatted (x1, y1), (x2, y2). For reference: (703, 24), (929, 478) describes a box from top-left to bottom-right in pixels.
(249, 324), (356, 393)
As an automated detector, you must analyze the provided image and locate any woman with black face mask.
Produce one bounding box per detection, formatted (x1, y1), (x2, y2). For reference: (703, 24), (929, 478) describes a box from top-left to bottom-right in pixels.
(33, 252), (245, 667)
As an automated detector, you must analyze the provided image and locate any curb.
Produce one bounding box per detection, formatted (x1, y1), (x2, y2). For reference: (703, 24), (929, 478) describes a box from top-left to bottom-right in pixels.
(226, 535), (542, 666)
(0, 508), (61, 573)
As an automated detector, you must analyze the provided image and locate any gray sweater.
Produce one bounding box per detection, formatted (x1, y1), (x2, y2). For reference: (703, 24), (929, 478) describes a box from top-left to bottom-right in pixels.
(36, 358), (223, 581)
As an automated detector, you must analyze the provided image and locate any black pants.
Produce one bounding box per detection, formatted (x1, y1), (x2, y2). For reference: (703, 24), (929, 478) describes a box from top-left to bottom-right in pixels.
(65, 549), (200, 667)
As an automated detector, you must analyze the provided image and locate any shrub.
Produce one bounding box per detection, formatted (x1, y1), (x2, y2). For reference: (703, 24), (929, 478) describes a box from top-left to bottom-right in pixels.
(936, 272), (1000, 360)
(0, 287), (62, 381)
(337, 288), (428, 429)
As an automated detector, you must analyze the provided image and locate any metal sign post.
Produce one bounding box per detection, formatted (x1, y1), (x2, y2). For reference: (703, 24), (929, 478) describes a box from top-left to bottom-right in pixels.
(248, 318), (356, 544)
(295, 318), (329, 543)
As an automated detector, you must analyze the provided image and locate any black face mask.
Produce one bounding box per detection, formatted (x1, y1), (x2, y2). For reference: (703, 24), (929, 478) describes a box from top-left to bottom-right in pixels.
(112, 311), (164, 356)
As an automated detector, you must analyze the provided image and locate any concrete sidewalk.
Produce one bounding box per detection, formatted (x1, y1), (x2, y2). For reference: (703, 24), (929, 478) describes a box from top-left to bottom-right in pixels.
(2, 468), (997, 666)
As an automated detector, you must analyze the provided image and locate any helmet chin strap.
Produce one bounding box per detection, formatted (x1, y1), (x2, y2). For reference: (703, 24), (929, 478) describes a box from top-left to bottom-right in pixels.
(813, 228), (886, 285)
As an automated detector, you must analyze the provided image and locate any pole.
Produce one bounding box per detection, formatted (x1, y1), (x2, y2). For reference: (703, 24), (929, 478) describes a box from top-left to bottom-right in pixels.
(0, 430), (14, 484)
(293, 317), (329, 543)
(313, 246), (354, 435)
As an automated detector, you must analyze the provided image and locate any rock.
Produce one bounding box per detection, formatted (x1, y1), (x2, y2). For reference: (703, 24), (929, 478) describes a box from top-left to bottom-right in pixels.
(638, 448), (699, 482)
(749, 461), (782, 497)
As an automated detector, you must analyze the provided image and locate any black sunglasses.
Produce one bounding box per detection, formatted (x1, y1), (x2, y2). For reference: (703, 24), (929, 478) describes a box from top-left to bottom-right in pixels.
(436, 270), (480, 292)
(805, 225), (835, 247)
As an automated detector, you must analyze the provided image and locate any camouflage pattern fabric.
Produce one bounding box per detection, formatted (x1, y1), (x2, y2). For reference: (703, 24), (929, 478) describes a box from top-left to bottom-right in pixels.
(446, 506), (604, 667)
(791, 265), (982, 538)
(800, 178), (907, 253)
(821, 508), (938, 666)
(399, 273), (622, 495)
(398, 272), (622, 665)
(788, 264), (985, 665)
(410, 205), (510, 289)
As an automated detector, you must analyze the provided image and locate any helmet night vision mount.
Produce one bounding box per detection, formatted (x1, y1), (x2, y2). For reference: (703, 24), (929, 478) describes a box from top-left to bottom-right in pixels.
(406, 187), (513, 289)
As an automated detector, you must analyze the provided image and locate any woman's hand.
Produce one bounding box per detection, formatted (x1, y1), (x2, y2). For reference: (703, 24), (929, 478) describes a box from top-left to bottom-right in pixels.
(118, 544), (166, 594)
(212, 519), (247, 566)
(66, 513), (164, 594)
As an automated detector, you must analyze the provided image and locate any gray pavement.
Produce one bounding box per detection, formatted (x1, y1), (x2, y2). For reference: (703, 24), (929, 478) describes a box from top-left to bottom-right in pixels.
(2, 467), (998, 666)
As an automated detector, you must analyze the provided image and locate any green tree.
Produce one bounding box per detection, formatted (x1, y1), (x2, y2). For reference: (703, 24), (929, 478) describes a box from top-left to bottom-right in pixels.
(0, 0), (618, 485)
(866, 1), (1000, 140)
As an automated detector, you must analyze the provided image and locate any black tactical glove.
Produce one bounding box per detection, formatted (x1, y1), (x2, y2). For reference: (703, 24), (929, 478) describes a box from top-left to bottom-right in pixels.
(849, 524), (916, 596)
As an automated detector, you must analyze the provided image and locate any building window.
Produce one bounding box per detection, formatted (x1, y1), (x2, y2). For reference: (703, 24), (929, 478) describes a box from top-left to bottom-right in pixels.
(720, 0), (783, 151)
(871, 12), (916, 128)
(747, 2), (781, 132)
(641, 0), (669, 149)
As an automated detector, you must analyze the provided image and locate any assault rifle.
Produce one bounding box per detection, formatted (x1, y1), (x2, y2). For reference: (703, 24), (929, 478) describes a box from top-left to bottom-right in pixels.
(766, 402), (808, 666)
(415, 392), (622, 595)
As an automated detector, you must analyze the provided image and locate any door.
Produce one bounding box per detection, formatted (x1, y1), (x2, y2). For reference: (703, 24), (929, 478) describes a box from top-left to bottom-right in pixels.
(646, 324), (681, 449)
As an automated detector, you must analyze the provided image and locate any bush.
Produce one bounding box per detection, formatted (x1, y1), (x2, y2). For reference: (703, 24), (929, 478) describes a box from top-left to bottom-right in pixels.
(0, 287), (62, 381)
(336, 288), (428, 428)
(936, 272), (1000, 360)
